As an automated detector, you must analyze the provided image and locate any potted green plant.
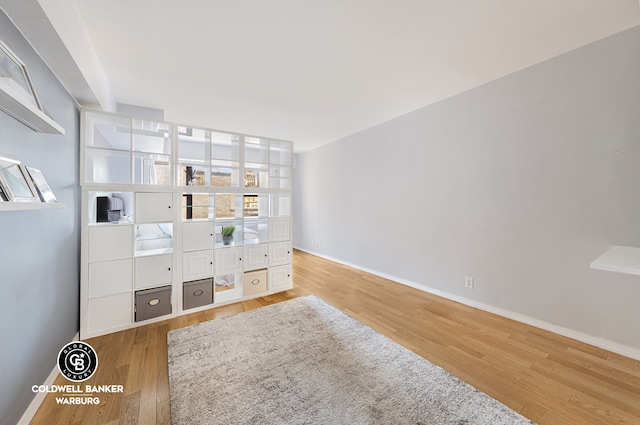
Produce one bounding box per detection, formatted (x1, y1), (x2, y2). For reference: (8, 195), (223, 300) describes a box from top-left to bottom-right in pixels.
(222, 225), (235, 245)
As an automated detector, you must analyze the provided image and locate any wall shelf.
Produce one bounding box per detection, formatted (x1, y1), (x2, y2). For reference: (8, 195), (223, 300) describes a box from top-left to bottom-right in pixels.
(0, 202), (64, 211)
(0, 79), (65, 135)
(590, 246), (640, 276)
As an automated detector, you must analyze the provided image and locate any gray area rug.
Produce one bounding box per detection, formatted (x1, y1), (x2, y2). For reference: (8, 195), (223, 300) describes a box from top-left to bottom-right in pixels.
(168, 296), (535, 424)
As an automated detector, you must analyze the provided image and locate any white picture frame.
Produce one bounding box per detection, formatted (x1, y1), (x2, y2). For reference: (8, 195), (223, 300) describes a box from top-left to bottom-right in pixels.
(0, 156), (40, 202)
(27, 167), (57, 203)
(0, 40), (41, 110)
(0, 40), (64, 134)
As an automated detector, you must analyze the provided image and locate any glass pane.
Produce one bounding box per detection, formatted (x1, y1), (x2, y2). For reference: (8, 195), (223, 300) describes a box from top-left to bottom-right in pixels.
(243, 218), (268, 244)
(270, 165), (291, 179)
(270, 177), (291, 190)
(244, 137), (269, 164)
(214, 219), (243, 248)
(214, 193), (242, 219)
(85, 148), (131, 184)
(135, 223), (173, 256)
(178, 126), (209, 162)
(211, 132), (240, 161)
(179, 163), (208, 186)
(211, 160), (239, 187)
(0, 47), (36, 104)
(132, 120), (171, 154)
(214, 272), (243, 303)
(244, 163), (269, 188)
(270, 140), (292, 165)
(84, 112), (131, 150)
(270, 194), (291, 217)
(243, 194), (268, 218)
(182, 193), (214, 220)
(270, 165), (291, 190)
(133, 153), (170, 185)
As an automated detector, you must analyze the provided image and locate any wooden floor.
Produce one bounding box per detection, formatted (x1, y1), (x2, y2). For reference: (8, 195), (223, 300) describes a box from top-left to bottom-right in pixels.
(31, 250), (640, 425)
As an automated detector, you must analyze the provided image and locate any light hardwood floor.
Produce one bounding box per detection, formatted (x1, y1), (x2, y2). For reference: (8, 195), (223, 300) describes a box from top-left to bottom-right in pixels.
(31, 250), (640, 424)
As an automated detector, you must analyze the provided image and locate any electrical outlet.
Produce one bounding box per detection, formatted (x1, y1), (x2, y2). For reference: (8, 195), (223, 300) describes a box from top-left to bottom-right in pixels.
(464, 276), (474, 289)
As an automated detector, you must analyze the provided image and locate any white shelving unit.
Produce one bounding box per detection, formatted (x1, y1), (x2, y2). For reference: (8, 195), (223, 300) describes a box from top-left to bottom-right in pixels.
(80, 109), (293, 339)
(590, 246), (640, 276)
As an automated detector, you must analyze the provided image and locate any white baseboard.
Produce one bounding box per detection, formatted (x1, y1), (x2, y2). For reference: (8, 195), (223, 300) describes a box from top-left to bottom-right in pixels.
(17, 333), (80, 425)
(295, 247), (640, 361)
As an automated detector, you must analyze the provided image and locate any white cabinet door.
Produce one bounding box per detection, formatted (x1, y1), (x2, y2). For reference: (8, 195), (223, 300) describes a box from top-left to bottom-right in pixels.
(182, 221), (214, 252)
(243, 244), (268, 271)
(269, 242), (291, 267)
(89, 259), (133, 298)
(269, 264), (292, 291)
(183, 250), (214, 281)
(135, 254), (173, 289)
(269, 218), (290, 242)
(215, 247), (243, 275)
(88, 292), (132, 333)
(136, 192), (173, 223)
(88, 225), (133, 262)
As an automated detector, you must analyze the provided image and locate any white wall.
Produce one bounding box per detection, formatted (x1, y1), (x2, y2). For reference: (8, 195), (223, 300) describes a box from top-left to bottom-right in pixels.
(294, 25), (640, 354)
(0, 9), (80, 425)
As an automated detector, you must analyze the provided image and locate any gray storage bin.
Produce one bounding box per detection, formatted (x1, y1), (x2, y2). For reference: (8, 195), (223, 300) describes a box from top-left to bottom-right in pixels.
(183, 278), (213, 310)
(135, 285), (172, 322)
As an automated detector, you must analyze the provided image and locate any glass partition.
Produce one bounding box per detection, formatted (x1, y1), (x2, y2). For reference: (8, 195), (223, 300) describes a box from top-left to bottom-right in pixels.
(181, 193), (214, 220)
(177, 126), (209, 186)
(84, 113), (132, 184)
(214, 193), (243, 247)
(269, 140), (292, 165)
(135, 223), (173, 256)
(244, 137), (269, 188)
(270, 193), (291, 217)
(211, 132), (240, 187)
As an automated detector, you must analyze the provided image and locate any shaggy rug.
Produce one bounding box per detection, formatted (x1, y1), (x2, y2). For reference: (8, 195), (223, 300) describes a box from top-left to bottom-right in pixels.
(168, 296), (535, 424)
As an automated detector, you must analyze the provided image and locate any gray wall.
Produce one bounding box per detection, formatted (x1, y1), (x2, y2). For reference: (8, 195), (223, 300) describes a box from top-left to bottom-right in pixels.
(0, 10), (80, 425)
(294, 25), (640, 352)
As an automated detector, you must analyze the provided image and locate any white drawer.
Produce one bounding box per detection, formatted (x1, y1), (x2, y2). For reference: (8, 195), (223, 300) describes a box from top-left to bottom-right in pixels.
(136, 192), (173, 223)
(88, 225), (133, 262)
(269, 242), (291, 267)
(268, 217), (290, 242)
(183, 250), (214, 281)
(89, 258), (132, 298)
(243, 244), (268, 271)
(135, 254), (172, 289)
(269, 264), (292, 291)
(215, 247), (243, 275)
(88, 292), (132, 333)
(183, 221), (214, 252)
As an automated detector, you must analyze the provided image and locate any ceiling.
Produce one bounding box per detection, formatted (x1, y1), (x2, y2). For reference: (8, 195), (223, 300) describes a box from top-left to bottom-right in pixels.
(8, 1), (640, 151)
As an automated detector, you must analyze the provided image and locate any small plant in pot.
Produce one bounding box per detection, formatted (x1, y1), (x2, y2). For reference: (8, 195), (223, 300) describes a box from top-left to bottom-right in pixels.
(221, 225), (235, 245)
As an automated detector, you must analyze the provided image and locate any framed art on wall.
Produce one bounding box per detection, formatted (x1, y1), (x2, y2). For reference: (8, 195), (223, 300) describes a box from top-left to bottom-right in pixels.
(0, 40), (41, 110)
(27, 167), (57, 203)
(0, 40), (64, 134)
(0, 156), (40, 202)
